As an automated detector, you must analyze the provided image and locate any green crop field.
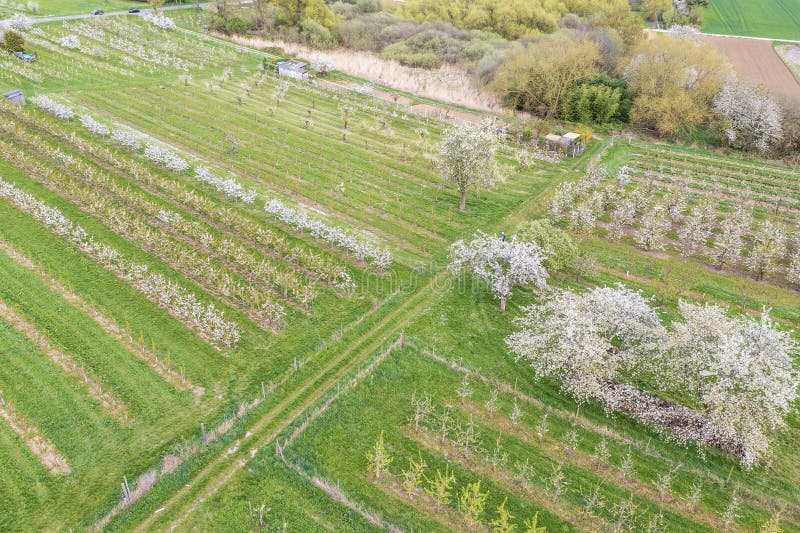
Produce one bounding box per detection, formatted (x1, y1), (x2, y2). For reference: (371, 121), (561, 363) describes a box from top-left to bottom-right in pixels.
(0, 10), (798, 533)
(703, 0), (800, 40)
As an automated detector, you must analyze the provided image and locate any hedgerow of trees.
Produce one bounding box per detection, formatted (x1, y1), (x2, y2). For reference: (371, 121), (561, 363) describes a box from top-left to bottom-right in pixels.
(207, 0), (800, 155)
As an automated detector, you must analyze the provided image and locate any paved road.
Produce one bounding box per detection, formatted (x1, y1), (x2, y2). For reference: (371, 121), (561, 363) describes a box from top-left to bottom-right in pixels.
(23, 3), (210, 24)
(646, 27), (800, 44)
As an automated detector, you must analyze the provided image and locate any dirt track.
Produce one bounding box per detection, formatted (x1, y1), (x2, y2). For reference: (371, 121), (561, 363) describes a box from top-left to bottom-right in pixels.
(701, 34), (800, 99)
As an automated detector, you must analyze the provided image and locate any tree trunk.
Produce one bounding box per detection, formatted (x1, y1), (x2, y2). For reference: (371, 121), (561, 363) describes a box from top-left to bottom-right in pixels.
(500, 297), (507, 312)
(459, 189), (466, 211)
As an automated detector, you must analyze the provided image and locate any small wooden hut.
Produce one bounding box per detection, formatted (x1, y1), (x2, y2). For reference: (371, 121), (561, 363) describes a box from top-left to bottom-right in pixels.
(276, 60), (309, 80)
(2, 89), (25, 106)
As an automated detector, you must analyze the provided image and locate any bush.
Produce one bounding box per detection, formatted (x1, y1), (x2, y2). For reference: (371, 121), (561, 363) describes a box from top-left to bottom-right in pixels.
(381, 42), (441, 68)
(300, 18), (335, 48)
(224, 15), (251, 35)
(516, 219), (577, 272)
(3, 30), (25, 52)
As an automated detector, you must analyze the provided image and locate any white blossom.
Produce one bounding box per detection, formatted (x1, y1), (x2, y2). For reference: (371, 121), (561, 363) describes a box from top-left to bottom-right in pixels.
(436, 121), (502, 211)
(714, 76), (784, 153)
(550, 182), (577, 221)
(507, 284), (799, 467)
(712, 205), (751, 268)
(30, 95), (74, 120)
(111, 129), (143, 149)
(448, 231), (548, 311)
(669, 301), (799, 466)
(634, 204), (670, 251)
(144, 144), (189, 172)
(310, 57), (335, 75)
(140, 12), (177, 30)
(746, 220), (786, 281)
(80, 114), (110, 136)
(4, 13), (32, 31)
(0, 178), (239, 347)
(264, 198), (392, 269)
(194, 166), (256, 204)
(610, 200), (636, 240)
(677, 204), (714, 256)
(788, 253), (800, 285)
(507, 285), (662, 402)
(59, 34), (81, 49)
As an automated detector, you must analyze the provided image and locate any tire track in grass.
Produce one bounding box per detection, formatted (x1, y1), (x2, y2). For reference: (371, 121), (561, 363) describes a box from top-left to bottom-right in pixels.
(128, 273), (449, 531)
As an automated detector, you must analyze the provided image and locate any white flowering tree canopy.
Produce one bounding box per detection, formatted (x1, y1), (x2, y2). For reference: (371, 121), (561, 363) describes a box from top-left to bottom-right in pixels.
(713, 75), (784, 153)
(507, 285), (662, 402)
(448, 231), (548, 311)
(311, 57), (335, 75)
(436, 121), (502, 211)
(507, 284), (799, 466)
(668, 301), (799, 466)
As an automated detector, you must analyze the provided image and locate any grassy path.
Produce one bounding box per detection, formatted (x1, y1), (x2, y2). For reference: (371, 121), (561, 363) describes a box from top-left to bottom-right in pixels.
(129, 270), (451, 530)
(114, 84), (596, 529)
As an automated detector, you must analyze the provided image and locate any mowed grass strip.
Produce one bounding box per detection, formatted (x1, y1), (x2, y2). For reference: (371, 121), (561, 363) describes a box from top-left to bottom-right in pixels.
(0, 237), (202, 395)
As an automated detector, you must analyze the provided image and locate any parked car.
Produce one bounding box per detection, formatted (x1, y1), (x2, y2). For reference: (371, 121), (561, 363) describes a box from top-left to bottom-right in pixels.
(127, 8), (140, 13)
(91, 9), (104, 15)
(14, 51), (37, 62)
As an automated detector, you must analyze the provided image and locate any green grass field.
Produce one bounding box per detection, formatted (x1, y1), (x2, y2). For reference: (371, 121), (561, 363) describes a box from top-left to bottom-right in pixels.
(703, 0), (800, 40)
(0, 0), (174, 18)
(0, 11), (798, 532)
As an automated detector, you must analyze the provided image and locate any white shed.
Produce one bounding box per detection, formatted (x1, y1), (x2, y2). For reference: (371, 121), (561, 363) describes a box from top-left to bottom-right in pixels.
(276, 60), (309, 80)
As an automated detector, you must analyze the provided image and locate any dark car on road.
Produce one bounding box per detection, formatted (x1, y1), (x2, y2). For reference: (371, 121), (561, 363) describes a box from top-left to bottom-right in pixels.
(91, 9), (104, 15)
(128, 8), (140, 13)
